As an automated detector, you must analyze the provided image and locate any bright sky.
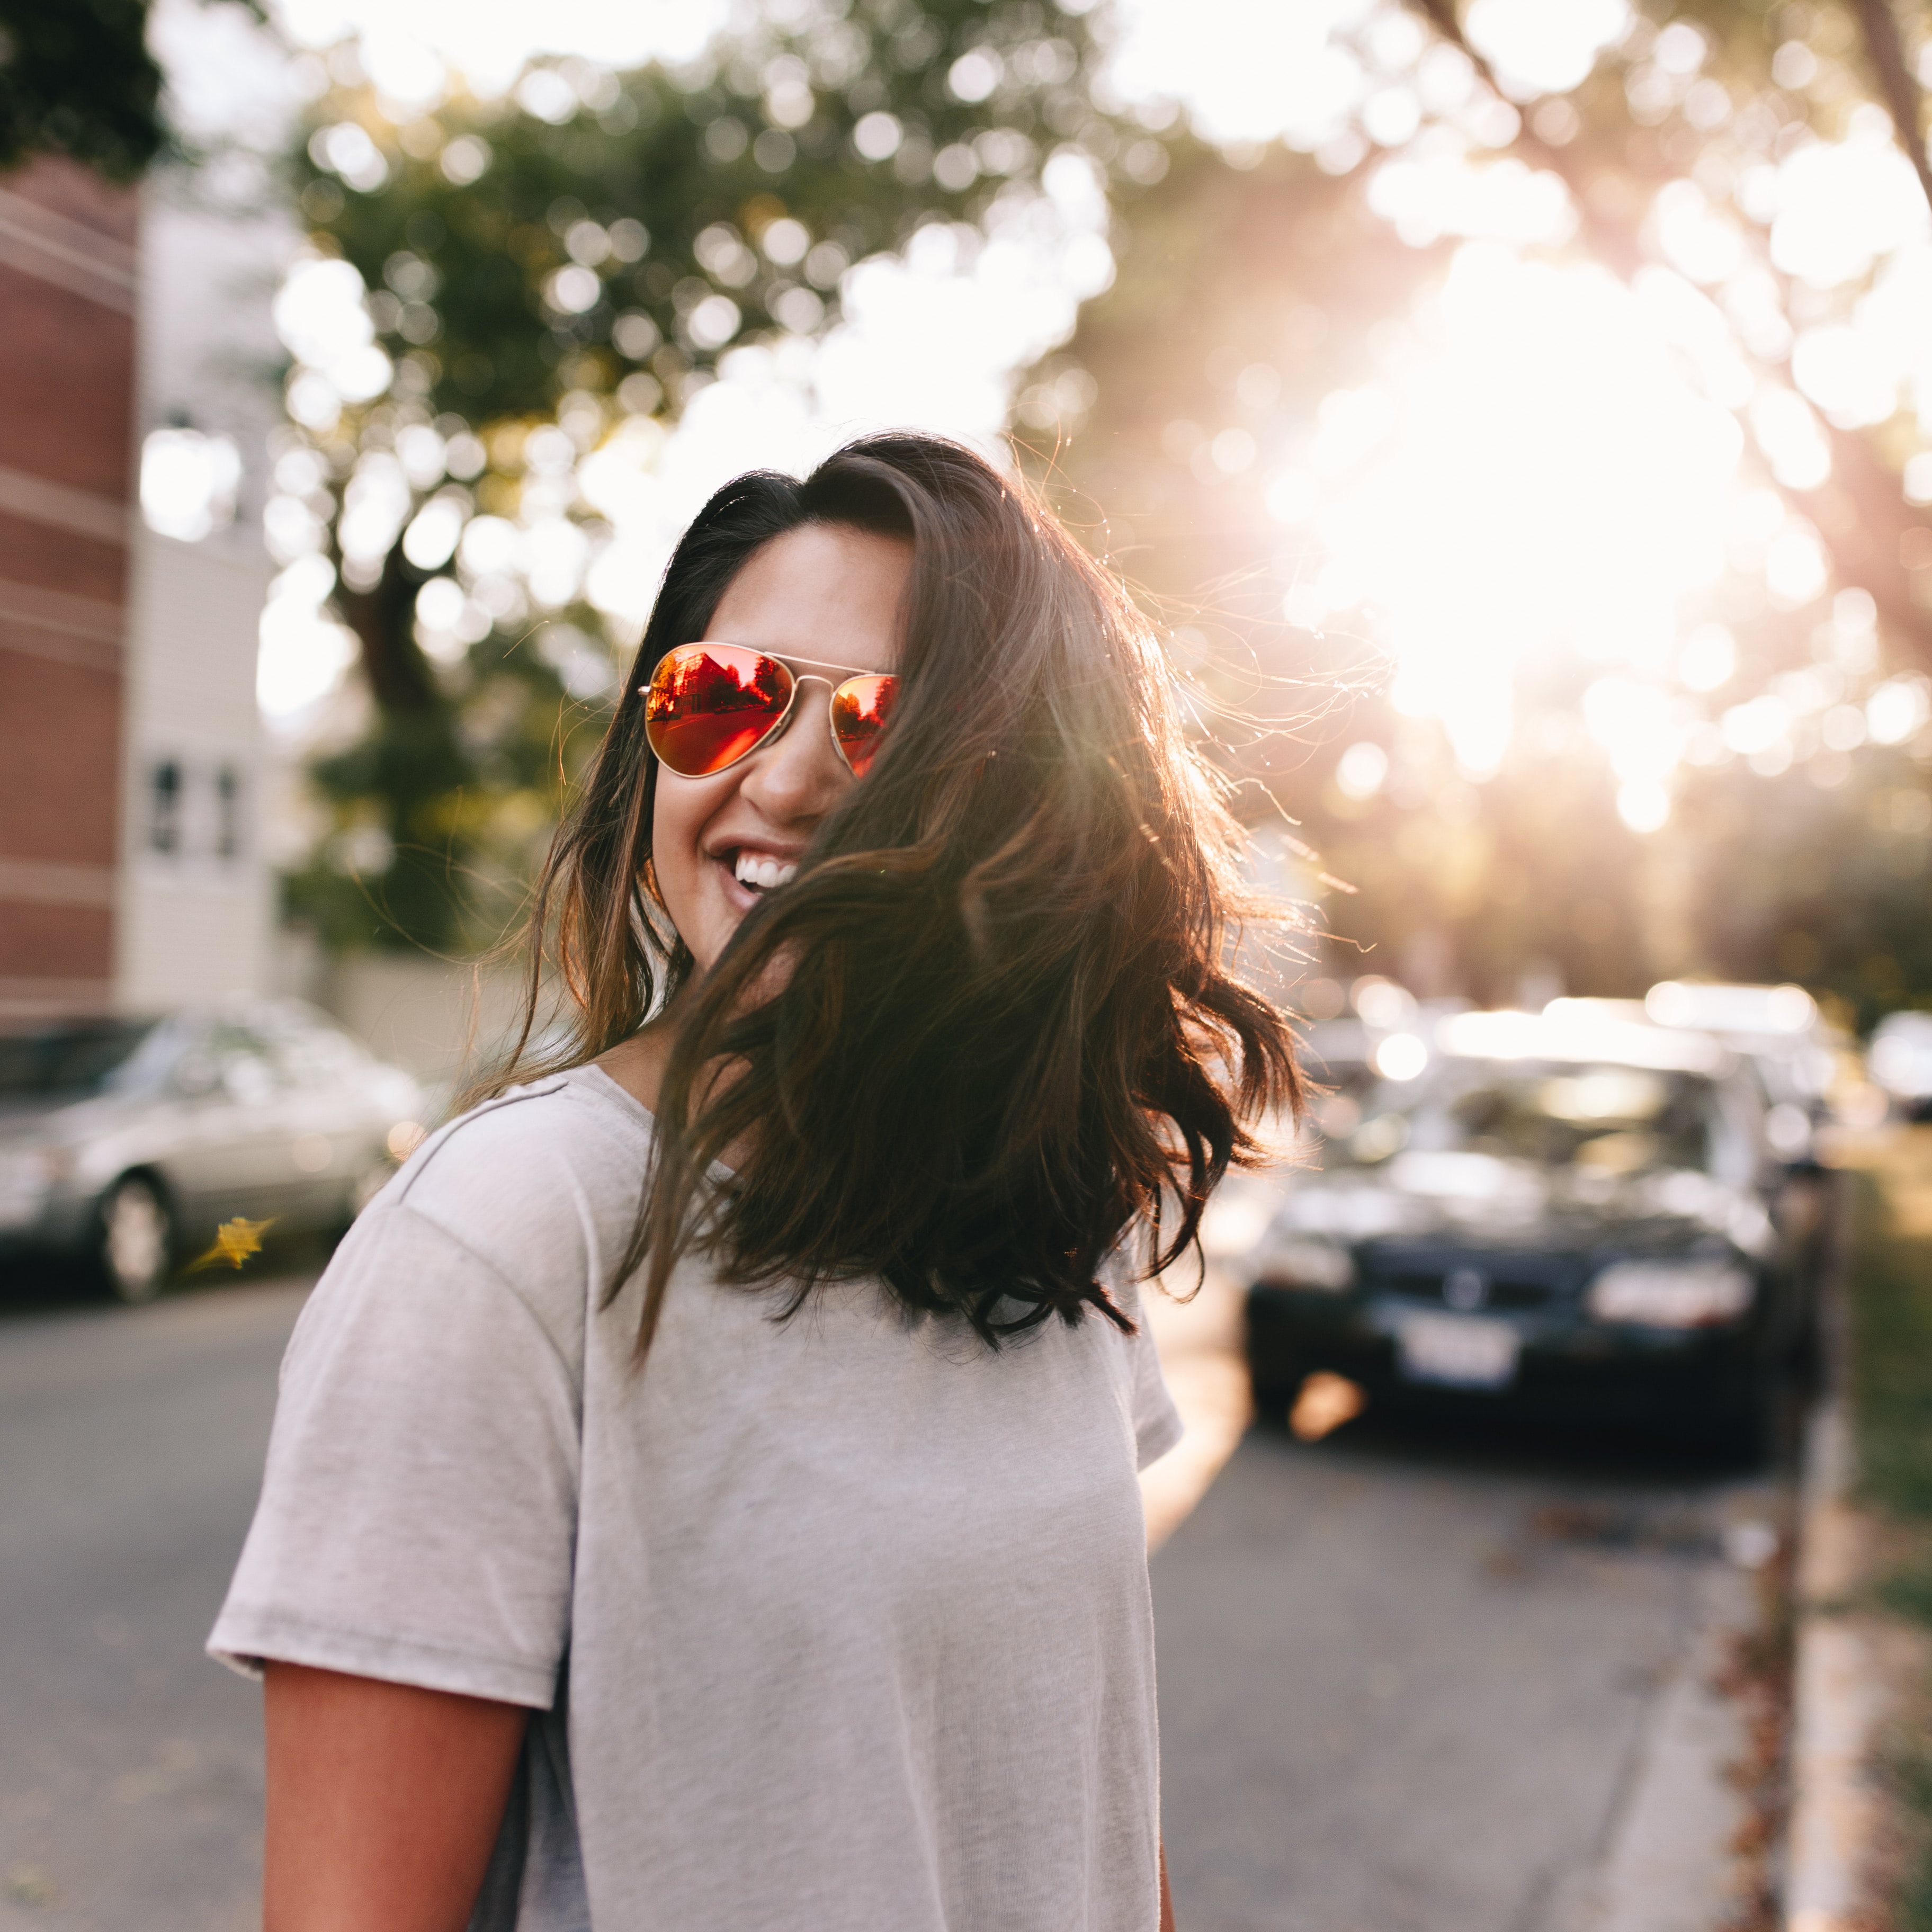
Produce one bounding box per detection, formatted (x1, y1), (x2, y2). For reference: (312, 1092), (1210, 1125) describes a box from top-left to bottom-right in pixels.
(163, 0), (1932, 804)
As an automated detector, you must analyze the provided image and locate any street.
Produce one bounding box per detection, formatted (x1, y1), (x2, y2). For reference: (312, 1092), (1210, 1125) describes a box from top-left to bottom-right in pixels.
(0, 1279), (305, 1932)
(0, 1274), (1773, 1931)
(1156, 1413), (1772, 1932)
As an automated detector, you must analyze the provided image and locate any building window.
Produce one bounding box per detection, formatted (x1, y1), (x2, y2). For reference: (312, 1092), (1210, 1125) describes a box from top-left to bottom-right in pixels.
(213, 764), (241, 860)
(148, 760), (182, 855)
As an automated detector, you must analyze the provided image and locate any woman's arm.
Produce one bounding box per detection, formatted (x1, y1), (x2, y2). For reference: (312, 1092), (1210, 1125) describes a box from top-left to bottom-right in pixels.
(263, 1662), (529, 1932)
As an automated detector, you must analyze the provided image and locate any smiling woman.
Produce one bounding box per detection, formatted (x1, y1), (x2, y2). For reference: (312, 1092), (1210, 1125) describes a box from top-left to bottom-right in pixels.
(485, 433), (1303, 1349)
(211, 432), (1299, 1932)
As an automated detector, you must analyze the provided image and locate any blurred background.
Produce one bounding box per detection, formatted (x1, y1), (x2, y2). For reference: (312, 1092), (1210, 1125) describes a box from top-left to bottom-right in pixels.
(5, 0), (1931, 1067)
(7, 1), (1932, 1928)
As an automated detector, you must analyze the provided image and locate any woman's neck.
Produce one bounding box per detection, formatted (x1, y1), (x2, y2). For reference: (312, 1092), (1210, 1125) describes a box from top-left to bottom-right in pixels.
(593, 1005), (685, 1116)
(595, 983), (758, 1173)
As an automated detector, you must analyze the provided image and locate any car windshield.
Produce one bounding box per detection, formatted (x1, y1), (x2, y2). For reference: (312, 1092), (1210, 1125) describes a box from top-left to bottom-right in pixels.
(1339, 1060), (1725, 1177)
(0, 1019), (164, 1099)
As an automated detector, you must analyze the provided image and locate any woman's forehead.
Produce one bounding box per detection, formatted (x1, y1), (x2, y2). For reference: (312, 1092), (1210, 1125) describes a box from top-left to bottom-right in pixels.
(704, 524), (911, 674)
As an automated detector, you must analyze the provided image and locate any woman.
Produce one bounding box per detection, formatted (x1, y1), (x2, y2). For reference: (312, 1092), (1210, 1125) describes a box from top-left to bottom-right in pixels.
(211, 433), (1300, 1931)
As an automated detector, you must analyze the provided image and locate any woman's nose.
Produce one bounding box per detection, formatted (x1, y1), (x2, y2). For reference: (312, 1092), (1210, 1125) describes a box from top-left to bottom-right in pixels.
(738, 682), (852, 822)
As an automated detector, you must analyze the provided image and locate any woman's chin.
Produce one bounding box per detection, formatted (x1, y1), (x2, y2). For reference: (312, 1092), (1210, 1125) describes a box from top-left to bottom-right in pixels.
(681, 867), (758, 969)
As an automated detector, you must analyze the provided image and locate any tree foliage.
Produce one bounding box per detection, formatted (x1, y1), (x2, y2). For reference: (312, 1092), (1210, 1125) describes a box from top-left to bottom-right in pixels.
(0, 0), (165, 180)
(279, 0), (1932, 1022)
(276, 0), (1150, 953)
(1045, 0), (1932, 1021)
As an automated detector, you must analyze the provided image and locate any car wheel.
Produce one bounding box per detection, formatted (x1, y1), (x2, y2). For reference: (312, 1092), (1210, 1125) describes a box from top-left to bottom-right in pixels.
(1694, 1362), (1784, 1468)
(1784, 1289), (1826, 1392)
(1247, 1356), (1303, 1426)
(97, 1175), (173, 1304)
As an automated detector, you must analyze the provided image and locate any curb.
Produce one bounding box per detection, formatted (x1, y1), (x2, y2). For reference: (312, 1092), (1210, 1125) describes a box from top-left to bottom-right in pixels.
(1784, 1175), (1884, 1932)
(1588, 1559), (1759, 1932)
(1784, 1401), (1882, 1932)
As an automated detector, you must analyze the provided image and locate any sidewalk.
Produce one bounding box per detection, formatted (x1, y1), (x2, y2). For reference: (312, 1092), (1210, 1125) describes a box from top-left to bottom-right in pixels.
(1140, 1263), (1253, 1551)
(1783, 1129), (1932, 1932)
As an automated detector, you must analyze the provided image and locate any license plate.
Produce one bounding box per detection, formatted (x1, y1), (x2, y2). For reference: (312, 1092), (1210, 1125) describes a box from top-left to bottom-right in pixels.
(1396, 1312), (1520, 1390)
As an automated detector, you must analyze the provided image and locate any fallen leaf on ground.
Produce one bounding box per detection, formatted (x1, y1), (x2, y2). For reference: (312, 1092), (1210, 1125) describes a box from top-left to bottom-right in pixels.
(186, 1217), (278, 1272)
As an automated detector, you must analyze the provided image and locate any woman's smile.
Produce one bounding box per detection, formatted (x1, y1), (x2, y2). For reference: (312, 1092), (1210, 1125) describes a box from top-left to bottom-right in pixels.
(722, 845), (802, 899)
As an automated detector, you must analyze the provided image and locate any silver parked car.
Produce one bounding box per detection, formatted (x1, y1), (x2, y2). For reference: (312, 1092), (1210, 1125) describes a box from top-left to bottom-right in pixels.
(0, 1001), (426, 1302)
(1871, 1010), (1932, 1121)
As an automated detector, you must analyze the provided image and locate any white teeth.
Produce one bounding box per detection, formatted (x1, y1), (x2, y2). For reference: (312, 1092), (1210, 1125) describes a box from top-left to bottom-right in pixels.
(732, 853), (798, 890)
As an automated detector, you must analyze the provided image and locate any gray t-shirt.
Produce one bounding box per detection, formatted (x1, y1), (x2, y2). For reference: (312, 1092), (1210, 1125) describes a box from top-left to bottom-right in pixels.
(210, 1065), (1182, 1931)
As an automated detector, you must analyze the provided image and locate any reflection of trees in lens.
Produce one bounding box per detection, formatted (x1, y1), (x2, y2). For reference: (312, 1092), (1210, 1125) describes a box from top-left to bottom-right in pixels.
(832, 675), (897, 773)
(750, 656), (788, 707)
(649, 647), (791, 774)
(655, 647), (786, 718)
(694, 648), (787, 711)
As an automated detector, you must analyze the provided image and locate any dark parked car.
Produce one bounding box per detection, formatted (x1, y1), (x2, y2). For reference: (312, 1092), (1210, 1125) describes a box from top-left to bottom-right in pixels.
(0, 1001), (425, 1302)
(1243, 1009), (1812, 1452)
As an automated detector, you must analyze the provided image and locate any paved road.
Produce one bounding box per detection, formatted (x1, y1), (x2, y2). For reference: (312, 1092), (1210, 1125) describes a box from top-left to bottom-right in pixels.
(1153, 1409), (1773, 1932)
(0, 1277), (308, 1932)
(0, 1276), (1773, 1932)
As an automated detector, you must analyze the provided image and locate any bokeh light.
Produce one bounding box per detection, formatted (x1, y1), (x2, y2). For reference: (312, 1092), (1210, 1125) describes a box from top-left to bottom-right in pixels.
(141, 428), (242, 542)
(1273, 246), (1743, 785)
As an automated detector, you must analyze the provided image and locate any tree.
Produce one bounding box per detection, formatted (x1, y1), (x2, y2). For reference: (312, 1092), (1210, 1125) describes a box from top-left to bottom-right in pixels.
(0, 0), (266, 181)
(272, 0), (1153, 953)
(1048, 0), (1932, 1021)
(0, 0), (164, 180)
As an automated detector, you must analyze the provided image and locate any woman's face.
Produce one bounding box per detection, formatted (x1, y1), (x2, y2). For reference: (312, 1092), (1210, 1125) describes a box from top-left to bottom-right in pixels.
(649, 522), (914, 971)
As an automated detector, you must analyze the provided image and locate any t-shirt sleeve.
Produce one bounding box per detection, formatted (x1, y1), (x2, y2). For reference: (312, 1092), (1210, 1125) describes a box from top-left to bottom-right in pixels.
(1103, 1235), (1185, 1471)
(207, 1196), (584, 1709)
(1126, 1312), (1184, 1471)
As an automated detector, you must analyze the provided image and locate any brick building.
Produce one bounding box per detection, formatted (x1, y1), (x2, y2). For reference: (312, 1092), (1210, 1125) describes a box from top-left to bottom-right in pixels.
(0, 149), (277, 1022)
(0, 157), (140, 1018)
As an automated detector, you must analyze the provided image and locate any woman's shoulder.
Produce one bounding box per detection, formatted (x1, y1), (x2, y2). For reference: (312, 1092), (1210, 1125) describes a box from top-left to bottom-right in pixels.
(408, 1063), (651, 1176)
(367, 1065), (655, 1290)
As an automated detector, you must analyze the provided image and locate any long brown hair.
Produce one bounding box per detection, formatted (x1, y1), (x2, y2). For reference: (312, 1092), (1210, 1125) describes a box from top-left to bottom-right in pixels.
(486, 433), (1302, 1350)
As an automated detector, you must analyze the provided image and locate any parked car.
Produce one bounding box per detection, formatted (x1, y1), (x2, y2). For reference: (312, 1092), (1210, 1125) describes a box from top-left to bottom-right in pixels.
(1640, 981), (1844, 1163)
(0, 1001), (425, 1302)
(1870, 1010), (1932, 1121)
(1242, 1007), (1812, 1453)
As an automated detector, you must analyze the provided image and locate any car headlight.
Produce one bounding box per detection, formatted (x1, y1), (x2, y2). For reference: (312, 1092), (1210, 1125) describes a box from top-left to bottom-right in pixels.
(1253, 1234), (1357, 1293)
(1586, 1260), (1755, 1328)
(0, 1146), (68, 1225)
(0, 1145), (69, 1186)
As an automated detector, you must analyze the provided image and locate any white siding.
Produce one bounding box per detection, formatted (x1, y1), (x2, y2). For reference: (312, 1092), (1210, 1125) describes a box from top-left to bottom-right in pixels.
(116, 525), (274, 1009)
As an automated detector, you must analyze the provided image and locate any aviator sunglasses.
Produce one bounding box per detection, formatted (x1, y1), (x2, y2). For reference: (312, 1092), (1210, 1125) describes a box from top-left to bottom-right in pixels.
(643, 642), (899, 780)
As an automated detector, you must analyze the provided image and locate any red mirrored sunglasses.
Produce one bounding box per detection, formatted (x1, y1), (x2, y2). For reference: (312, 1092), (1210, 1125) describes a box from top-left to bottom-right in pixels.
(643, 642), (899, 780)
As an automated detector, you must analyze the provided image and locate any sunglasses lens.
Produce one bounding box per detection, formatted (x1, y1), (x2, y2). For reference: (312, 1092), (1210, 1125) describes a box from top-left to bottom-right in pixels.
(646, 645), (791, 776)
(830, 675), (898, 777)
